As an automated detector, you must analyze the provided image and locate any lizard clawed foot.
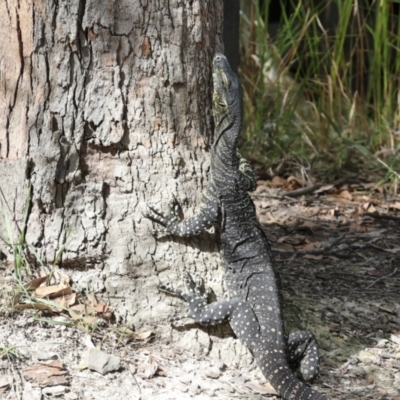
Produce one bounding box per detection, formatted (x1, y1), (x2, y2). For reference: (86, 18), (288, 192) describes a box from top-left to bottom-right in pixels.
(143, 195), (182, 234)
(159, 272), (210, 323)
(287, 330), (320, 382)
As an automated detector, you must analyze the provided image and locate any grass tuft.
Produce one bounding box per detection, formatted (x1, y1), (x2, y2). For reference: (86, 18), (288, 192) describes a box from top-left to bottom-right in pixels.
(239, 0), (400, 187)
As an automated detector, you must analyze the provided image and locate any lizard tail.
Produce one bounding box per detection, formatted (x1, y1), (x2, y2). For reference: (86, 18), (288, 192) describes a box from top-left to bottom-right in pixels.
(256, 358), (328, 400)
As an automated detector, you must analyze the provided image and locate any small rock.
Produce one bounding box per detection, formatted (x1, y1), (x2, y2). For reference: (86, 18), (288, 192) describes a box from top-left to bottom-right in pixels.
(85, 348), (120, 374)
(65, 392), (79, 400)
(362, 365), (377, 378)
(178, 374), (192, 385)
(348, 366), (366, 378)
(379, 351), (393, 359)
(82, 335), (95, 349)
(37, 351), (58, 361)
(42, 385), (67, 396)
(376, 339), (389, 348)
(214, 361), (226, 371)
(390, 334), (400, 345)
(358, 350), (380, 364)
(178, 383), (189, 393)
(52, 316), (69, 323)
(217, 383), (235, 394)
(204, 388), (216, 397)
(204, 367), (221, 379)
(188, 383), (202, 395)
(393, 378), (400, 391)
(0, 375), (12, 389)
(15, 318), (29, 327)
(22, 382), (41, 400)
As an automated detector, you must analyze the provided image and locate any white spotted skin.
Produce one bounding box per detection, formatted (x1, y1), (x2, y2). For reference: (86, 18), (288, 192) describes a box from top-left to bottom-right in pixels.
(145, 54), (328, 400)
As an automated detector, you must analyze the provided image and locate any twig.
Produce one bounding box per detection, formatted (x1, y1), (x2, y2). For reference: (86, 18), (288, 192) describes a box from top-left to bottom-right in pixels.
(252, 184), (323, 200)
(369, 213), (400, 222)
(370, 244), (400, 254)
(251, 193), (298, 202)
(273, 234), (347, 255)
(365, 268), (398, 289)
(284, 183), (323, 198)
(286, 212), (343, 224)
(125, 359), (142, 398)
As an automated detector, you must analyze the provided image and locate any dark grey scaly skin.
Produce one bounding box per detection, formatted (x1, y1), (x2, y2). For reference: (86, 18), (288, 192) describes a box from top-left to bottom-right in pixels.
(145, 54), (328, 400)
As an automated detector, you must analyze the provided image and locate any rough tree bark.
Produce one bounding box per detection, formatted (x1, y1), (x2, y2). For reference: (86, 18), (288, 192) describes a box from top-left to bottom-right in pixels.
(0, 1), (230, 328)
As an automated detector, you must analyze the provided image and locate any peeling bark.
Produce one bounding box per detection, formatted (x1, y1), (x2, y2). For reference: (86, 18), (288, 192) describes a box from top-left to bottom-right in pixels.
(0, 1), (225, 328)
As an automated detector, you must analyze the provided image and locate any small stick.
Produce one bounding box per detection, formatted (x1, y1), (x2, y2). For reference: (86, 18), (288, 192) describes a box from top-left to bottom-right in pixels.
(284, 183), (323, 198)
(365, 268), (398, 289)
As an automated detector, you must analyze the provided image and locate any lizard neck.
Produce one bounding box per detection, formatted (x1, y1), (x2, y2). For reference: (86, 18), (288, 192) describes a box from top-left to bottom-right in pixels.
(212, 108), (242, 168)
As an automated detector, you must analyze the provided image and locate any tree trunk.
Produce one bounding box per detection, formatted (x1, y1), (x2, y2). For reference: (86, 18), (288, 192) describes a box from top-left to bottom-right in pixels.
(223, 0), (240, 73)
(0, 1), (228, 330)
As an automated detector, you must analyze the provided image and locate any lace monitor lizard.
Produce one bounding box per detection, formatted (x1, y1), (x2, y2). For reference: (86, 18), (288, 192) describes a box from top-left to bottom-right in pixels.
(145, 53), (327, 400)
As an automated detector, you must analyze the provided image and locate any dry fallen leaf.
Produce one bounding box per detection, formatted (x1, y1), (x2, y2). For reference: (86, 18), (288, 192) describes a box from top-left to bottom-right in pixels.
(314, 184), (335, 194)
(303, 254), (324, 260)
(245, 381), (278, 395)
(298, 220), (318, 231)
(339, 190), (353, 201)
(277, 234), (305, 246)
(118, 327), (154, 343)
(68, 309), (82, 321)
(329, 207), (340, 217)
(22, 360), (69, 387)
(25, 276), (49, 291)
(141, 355), (160, 379)
(70, 304), (96, 314)
(95, 303), (109, 313)
(271, 176), (287, 187)
(35, 278), (73, 299)
(81, 316), (99, 324)
(286, 176), (303, 190)
(301, 241), (322, 251)
(389, 202), (400, 211)
(53, 293), (76, 308)
(13, 303), (53, 312)
(272, 242), (294, 252)
(259, 200), (271, 209)
(362, 202), (377, 213)
(67, 300), (113, 326)
(87, 293), (97, 306)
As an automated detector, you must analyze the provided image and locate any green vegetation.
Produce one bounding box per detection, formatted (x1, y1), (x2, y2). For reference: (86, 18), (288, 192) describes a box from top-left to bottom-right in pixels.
(0, 184), (33, 277)
(0, 343), (22, 361)
(239, 0), (400, 185)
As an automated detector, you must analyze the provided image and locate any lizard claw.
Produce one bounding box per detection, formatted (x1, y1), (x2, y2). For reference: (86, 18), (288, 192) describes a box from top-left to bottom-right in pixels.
(143, 197), (182, 234)
(159, 273), (211, 324)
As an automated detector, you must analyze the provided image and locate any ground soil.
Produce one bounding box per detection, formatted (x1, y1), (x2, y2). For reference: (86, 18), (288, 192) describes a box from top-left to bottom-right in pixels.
(1, 178), (400, 400)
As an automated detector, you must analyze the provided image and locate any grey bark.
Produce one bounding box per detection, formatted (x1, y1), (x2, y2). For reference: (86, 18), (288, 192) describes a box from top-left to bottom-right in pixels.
(0, 0), (226, 329)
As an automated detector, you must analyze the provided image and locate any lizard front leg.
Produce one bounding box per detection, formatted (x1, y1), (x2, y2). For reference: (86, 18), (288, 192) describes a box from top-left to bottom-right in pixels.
(144, 186), (219, 237)
(160, 272), (233, 326)
(237, 150), (257, 192)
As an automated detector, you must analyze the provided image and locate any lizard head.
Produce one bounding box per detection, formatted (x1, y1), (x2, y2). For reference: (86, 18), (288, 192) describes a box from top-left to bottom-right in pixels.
(212, 53), (241, 116)
(212, 53), (242, 147)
